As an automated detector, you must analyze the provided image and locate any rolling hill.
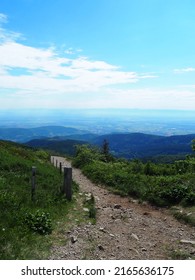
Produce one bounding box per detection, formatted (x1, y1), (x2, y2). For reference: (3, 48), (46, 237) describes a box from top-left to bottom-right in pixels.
(91, 133), (195, 159)
(1, 124), (195, 160)
(25, 132), (195, 161)
(26, 138), (87, 156)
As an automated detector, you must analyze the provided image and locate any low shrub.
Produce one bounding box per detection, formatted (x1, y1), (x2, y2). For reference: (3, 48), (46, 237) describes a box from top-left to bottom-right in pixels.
(24, 210), (52, 235)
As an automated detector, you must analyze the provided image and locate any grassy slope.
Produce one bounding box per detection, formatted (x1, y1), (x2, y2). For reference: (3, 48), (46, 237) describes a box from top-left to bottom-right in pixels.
(0, 140), (77, 259)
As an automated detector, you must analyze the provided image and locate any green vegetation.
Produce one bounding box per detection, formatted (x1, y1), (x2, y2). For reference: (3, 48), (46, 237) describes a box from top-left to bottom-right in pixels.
(171, 206), (195, 227)
(0, 140), (77, 259)
(91, 133), (195, 161)
(1, 136), (195, 259)
(169, 248), (193, 260)
(83, 193), (97, 223)
(73, 144), (195, 221)
(24, 210), (52, 235)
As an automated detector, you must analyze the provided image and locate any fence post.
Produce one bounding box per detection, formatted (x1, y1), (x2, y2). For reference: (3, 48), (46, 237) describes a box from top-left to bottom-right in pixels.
(56, 159), (58, 168)
(63, 167), (72, 201)
(59, 162), (62, 174)
(31, 166), (36, 201)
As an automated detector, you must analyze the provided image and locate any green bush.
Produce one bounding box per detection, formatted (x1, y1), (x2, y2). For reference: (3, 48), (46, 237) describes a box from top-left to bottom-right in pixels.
(34, 150), (49, 161)
(182, 191), (195, 206)
(73, 145), (104, 168)
(24, 210), (52, 235)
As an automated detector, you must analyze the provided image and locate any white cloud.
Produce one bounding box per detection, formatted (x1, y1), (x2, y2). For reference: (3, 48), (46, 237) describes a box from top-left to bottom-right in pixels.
(70, 56), (118, 70)
(0, 38), (154, 95)
(0, 14), (21, 42)
(0, 15), (175, 110)
(174, 67), (195, 73)
(0, 79), (195, 110)
(0, 13), (7, 24)
(1, 36), (193, 109)
(98, 87), (195, 110)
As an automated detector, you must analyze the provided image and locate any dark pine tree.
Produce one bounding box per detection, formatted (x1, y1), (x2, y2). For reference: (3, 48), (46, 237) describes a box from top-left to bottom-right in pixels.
(102, 139), (110, 162)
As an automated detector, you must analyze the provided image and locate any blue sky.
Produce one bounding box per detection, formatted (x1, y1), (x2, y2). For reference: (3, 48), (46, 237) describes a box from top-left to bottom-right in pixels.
(0, 0), (195, 110)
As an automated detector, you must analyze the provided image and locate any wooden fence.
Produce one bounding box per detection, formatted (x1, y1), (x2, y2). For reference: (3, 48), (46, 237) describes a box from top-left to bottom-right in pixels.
(50, 156), (72, 201)
(30, 157), (72, 202)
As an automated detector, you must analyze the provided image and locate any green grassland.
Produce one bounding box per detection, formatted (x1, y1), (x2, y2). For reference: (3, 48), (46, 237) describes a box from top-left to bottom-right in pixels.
(0, 140), (78, 260)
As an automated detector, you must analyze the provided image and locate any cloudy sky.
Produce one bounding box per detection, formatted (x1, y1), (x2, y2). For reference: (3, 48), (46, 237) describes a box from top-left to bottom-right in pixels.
(0, 0), (195, 110)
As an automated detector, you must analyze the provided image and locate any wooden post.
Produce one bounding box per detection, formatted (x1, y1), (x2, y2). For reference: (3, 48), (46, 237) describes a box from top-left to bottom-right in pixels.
(63, 167), (72, 201)
(59, 162), (62, 174)
(31, 166), (36, 201)
(56, 159), (58, 168)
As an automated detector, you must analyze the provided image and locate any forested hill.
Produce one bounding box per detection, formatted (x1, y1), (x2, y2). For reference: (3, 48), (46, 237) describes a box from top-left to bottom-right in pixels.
(26, 138), (87, 156)
(91, 133), (195, 160)
(25, 132), (195, 162)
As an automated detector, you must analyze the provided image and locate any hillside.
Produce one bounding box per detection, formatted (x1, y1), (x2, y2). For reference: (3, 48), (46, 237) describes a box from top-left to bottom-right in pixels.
(0, 140), (78, 259)
(91, 133), (195, 160)
(25, 132), (195, 161)
(26, 138), (87, 156)
(1, 124), (195, 160)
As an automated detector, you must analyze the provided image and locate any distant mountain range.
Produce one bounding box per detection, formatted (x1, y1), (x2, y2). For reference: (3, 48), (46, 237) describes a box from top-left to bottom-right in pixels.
(1, 125), (195, 161)
(0, 126), (91, 142)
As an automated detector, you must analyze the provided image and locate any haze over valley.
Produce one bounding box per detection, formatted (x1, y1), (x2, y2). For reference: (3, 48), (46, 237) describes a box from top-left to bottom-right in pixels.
(1, 109), (195, 136)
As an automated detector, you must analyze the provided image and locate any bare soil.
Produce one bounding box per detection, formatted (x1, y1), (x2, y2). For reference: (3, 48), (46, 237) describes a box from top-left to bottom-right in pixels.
(49, 156), (195, 260)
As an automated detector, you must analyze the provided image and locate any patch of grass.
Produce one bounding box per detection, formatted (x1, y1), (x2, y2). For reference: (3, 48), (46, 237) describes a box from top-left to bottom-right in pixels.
(51, 190), (97, 248)
(24, 210), (53, 235)
(83, 192), (97, 224)
(169, 249), (193, 260)
(171, 206), (195, 227)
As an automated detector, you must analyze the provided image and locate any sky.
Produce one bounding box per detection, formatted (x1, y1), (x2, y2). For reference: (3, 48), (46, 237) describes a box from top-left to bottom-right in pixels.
(0, 0), (195, 110)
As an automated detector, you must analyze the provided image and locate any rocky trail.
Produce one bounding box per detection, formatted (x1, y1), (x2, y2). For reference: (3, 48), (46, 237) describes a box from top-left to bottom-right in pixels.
(49, 156), (195, 260)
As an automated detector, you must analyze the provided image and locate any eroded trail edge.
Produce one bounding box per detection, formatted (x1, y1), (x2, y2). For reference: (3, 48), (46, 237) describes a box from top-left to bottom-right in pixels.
(50, 156), (195, 260)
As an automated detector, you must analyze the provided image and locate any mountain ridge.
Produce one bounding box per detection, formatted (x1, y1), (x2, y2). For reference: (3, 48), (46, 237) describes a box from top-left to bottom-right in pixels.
(91, 132), (195, 159)
(0, 125), (195, 160)
(25, 131), (195, 161)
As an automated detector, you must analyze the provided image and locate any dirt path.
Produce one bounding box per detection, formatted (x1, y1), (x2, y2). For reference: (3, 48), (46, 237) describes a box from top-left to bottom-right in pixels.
(49, 156), (195, 260)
